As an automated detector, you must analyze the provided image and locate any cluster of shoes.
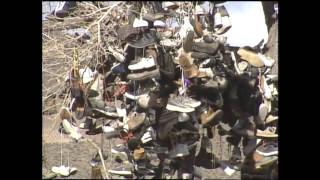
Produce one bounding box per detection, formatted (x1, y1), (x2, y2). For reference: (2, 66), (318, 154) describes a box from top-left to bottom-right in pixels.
(56, 1), (278, 179)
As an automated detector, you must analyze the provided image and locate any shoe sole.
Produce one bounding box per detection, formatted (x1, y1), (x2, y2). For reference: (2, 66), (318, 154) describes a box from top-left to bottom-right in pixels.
(124, 92), (140, 100)
(108, 170), (132, 176)
(256, 150), (278, 157)
(184, 101), (201, 108)
(128, 64), (156, 71)
(127, 69), (160, 81)
(166, 104), (195, 113)
(111, 149), (127, 156)
(255, 156), (278, 169)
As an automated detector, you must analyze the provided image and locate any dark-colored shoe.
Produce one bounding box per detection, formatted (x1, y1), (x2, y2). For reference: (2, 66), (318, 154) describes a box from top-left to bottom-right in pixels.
(192, 41), (220, 55)
(217, 5), (229, 17)
(117, 25), (139, 41)
(127, 68), (161, 81)
(190, 17), (203, 38)
(191, 52), (210, 60)
(230, 146), (242, 164)
(203, 35), (214, 43)
(203, 76), (228, 92)
(183, 30), (194, 52)
(169, 143), (190, 158)
(157, 110), (179, 140)
(256, 142), (278, 156)
(128, 30), (157, 48)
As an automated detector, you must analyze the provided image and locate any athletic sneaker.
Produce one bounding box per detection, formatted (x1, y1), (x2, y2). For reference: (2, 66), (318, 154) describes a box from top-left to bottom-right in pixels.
(128, 56), (156, 71)
(256, 129), (278, 138)
(256, 142), (278, 156)
(166, 96), (195, 113)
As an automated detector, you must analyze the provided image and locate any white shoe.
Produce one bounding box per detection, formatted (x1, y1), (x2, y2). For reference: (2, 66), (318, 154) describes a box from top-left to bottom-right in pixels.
(124, 92), (140, 100)
(51, 165), (76, 177)
(137, 94), (150, 109)
(128, 56), (156, 71)
(154, 20), (166, 28)
(214, 12), (222, 28)
(79, 68), (94, 84)
(215, 16), (232, 35)
(133, 18), (149, 28)
(141, 131), (152, 144)
(62, 120), (82, 140)
(103, 126), (115, 133)
(258, 103), (268, 121)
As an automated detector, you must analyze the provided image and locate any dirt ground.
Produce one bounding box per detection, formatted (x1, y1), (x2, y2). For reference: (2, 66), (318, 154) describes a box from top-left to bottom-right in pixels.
(42, 114), (241, 179)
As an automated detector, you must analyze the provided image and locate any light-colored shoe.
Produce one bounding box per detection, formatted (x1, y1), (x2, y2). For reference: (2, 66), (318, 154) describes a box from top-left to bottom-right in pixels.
(258, 103), (268, 121)
(215, 16), (232, 35)
(256, 129), (278, 138)
(194, 5), (205, 15)
(265, 115), (278, 124)
(259, 54), (275, 67)
(79, 68), (94, 84)
(137, 93), (150, 109)
(237, 48), (264, 68)
(160, 39), (179, 47)
(199, 67), (214, 78)
(238, 61), (248, 72)
(62, 119), (82, 140)
(128, 56), (156, 71)
(124, 92), (140, 100)
(154, 20), (166, 28)
(51, 165), (77, 177)
(133, 18), (149, 28)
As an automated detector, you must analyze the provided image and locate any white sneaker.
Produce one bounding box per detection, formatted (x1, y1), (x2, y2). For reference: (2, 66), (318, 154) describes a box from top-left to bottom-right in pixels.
(154, 20), (166, 28)
(128, 56), (156, 71)
(51, 165), (76, 177)
(133, 18), (149, 28)
(124, 92), (140, 100)
(103, 126), (115, 133)
(62, 120), (82, 140)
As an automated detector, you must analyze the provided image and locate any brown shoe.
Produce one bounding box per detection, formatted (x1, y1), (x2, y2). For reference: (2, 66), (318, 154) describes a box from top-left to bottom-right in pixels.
(253, 151), (278, 169)
(200, 107), (223, 126)
(237, 48), (264, 68)
(59, 107), (71, 120)
(127, 112), (146, 131)
(256, 129), (278, 138)
(133, 147), (146, 161)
